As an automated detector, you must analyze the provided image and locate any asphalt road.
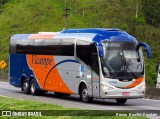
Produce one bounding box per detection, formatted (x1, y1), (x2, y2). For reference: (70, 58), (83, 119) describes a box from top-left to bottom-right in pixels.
(0, 81), (160, 118)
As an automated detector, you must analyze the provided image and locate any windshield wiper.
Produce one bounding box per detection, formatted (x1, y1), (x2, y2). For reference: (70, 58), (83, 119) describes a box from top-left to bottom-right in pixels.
(120, 51), (127, 79)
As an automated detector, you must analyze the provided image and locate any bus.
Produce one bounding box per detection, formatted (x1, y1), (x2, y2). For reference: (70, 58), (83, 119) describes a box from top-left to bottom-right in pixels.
(156, 63), (160, 88)
(9, 28), (151, 104)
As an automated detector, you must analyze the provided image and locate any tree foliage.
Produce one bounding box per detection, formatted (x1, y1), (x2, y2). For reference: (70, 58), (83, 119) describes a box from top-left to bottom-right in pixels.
(142, 0), (160, 27)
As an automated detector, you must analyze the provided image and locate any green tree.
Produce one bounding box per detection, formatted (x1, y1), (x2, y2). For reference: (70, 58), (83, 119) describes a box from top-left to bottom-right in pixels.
(142, 0), (160, 27)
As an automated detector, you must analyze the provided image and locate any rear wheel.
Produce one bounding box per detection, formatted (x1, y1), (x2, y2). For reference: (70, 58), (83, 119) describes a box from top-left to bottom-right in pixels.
(22, 79), (30, 94)
(116, 99), (127, 104)
(30, 79), (46, 95)
(30, 79), (38, 95)
(80, 85), (93, 103)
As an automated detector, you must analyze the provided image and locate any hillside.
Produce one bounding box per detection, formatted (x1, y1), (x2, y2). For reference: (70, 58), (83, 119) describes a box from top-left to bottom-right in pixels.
(0, 0), (160, 86)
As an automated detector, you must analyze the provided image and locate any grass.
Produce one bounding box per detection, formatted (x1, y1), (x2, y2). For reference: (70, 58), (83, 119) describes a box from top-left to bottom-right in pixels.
(0, 96), (149, 119)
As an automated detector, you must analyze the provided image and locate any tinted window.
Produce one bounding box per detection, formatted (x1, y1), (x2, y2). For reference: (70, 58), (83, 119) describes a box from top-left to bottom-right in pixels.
(76, 40), (99, 75)
(10, 38), (74, 56)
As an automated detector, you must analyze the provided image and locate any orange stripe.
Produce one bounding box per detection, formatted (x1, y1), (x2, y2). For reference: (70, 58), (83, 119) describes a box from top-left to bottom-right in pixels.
(29, 34), (55, 39)
(124, 77), (144, 88)
(27, 55), (73, 94)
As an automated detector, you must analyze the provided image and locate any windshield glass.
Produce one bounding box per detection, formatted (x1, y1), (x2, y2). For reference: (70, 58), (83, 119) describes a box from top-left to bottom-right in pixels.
(101, 41), (144, 79)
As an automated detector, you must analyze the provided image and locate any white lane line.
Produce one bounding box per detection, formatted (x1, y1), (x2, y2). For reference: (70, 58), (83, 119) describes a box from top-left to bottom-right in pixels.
(0, 88), (115, 110)
(0, 95), (13, 98)
(0, 94), (24, 100)
(32, 96), (116, 110)
(0, 91), (115, 110)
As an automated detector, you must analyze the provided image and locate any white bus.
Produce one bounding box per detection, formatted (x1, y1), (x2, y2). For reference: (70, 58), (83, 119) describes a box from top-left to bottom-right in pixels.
(9, 28), (151, 104)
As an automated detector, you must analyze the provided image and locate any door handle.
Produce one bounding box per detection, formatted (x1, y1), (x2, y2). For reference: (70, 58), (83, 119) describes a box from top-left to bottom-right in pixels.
(76, 76), (80, 78)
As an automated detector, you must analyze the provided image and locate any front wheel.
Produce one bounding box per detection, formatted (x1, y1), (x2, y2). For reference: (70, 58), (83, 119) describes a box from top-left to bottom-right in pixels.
(116, 99), (127, 104)
(80, 85), (93, 103)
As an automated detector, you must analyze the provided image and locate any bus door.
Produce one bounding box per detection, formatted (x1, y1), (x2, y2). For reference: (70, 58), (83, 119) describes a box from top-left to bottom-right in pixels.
(91, 52), (100, 97)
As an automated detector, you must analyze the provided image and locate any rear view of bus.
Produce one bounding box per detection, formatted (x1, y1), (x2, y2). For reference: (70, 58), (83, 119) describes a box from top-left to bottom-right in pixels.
(9, 28), (151, 104)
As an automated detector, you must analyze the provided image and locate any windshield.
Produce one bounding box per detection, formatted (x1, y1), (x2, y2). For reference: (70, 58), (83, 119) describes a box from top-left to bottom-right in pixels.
(101, 41), (144, 79)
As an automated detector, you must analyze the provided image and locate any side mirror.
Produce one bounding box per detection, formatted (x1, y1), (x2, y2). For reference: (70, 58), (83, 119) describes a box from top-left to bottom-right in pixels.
(98, 43), (104, 57)
(137, 42), (151, 58)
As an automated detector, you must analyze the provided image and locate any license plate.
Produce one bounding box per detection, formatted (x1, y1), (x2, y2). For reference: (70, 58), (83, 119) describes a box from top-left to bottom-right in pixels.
(122, 92), (130, 96)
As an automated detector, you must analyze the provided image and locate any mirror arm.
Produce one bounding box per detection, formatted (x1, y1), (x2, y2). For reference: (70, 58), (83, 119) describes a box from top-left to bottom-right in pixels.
(138, 42), (151, 58)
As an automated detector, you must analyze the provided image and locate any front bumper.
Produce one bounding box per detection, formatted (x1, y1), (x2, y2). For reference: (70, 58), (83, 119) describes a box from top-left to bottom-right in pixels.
(100, 88), (145, 99)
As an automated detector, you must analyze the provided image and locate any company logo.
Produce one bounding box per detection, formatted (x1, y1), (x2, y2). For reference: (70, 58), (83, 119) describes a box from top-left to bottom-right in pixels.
(2, 111), (11, 116)
(79, 65), (84, 72)
(32, 55), (53, 66)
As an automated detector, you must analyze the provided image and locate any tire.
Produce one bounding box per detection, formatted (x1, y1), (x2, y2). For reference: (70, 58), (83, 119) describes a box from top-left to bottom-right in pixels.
(116, 99), (127, 104)
(22, 79), (30, 94)
(80, 85), (93, 103)
(30, 79), (37, 95)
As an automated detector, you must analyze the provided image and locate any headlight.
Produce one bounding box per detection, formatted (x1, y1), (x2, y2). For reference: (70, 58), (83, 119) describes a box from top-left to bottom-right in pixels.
(101, 83), (114, 90)
(137, 83), (145, 90)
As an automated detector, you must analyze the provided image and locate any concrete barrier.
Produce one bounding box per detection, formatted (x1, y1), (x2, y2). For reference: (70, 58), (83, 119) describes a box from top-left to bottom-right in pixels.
(0, 74), (8, 82)
(145, 88), (160, 100)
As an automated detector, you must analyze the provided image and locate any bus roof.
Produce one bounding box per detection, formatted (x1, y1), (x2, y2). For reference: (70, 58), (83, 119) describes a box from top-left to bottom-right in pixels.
(11, 28), (137, 43)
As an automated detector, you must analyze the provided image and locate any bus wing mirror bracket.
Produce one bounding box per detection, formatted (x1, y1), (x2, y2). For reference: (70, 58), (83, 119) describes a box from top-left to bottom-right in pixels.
(98, 43), (104, 57)
(93, 42), (104, 57)
(137, 42), (151, 58)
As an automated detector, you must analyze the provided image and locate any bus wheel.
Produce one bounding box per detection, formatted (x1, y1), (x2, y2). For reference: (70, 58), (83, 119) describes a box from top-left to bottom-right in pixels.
(116, 99), (127, 104)
(22, 79), (30, 94)
(30, 79), (37, 95)
(80, 85), (93, 103)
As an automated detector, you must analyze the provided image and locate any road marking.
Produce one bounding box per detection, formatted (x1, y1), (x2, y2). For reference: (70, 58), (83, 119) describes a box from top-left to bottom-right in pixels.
(0, 91), (115, 110)
(0, 86), (113, 110)
(0, 94), (24, 100)
(33, 96), (115, 110)
(0, 95), (13, 99)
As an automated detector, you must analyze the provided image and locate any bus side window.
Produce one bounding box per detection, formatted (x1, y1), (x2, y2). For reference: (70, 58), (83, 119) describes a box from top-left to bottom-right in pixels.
(76, 40), (91, 66)
(76, 41), (99, 75)
(16, 39), (31, 54)
(91, 53), (99, 75)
